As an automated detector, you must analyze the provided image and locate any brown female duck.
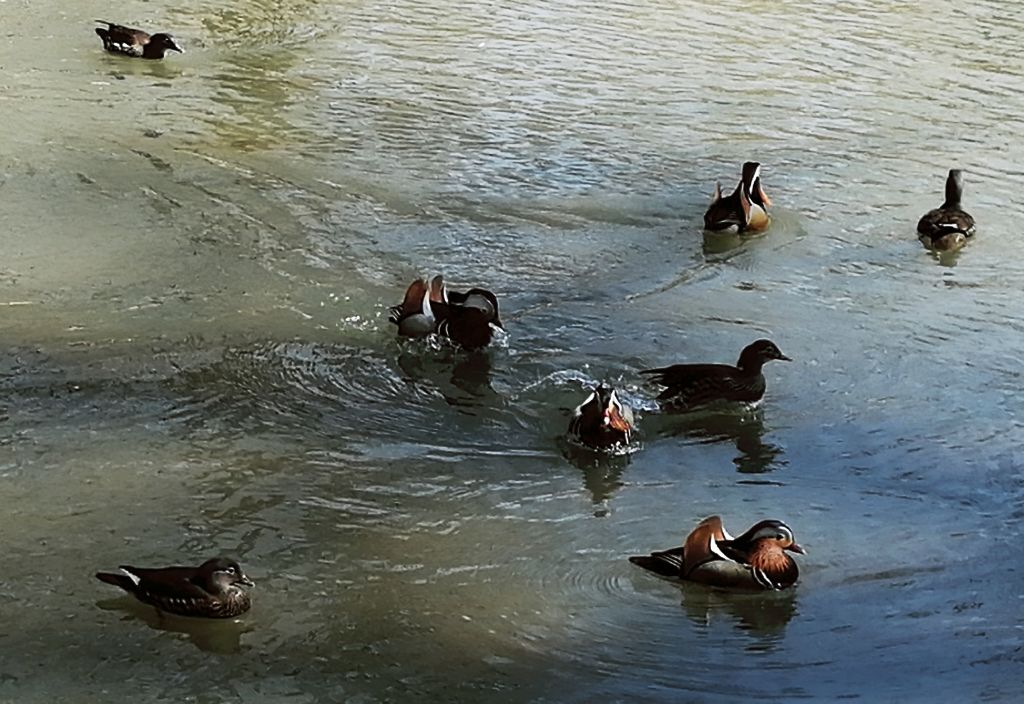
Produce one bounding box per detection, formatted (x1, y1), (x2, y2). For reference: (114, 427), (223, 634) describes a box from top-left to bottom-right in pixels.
(95, 21), (184, 59)
(641, 339), (789, 412)
(96, 557), (254, 618)
(630, 515), (805, 590)
(917, 169), (976, 251)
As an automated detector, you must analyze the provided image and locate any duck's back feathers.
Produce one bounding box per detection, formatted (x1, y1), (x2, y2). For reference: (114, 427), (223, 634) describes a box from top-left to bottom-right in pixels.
(641, 363), (766, 409)
(95, 21), (147, 56)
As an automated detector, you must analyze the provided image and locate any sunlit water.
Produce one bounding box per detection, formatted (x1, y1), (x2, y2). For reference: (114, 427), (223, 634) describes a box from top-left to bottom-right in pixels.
(2, 0), (1023, 701)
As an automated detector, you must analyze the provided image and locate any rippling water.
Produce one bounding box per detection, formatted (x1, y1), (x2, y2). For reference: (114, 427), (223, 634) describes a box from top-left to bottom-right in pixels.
(2, 0), (1023, 701)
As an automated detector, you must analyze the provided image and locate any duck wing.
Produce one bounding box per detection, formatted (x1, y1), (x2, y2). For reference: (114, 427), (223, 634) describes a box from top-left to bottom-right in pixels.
(641, 363), (761, 408)
(388, 279), (428, 324)
(95, 21), (150, 55)
(628, 546), (686, 578)
(118, 564), (215, 598)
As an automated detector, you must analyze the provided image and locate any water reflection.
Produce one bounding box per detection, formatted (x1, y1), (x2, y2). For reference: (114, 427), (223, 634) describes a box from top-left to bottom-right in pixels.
(702, 229), (744, 255)
(560, 443), (632, 513)
(96, 598), (251, 654)
(647, 410), (786, 474)
(396, 347), (497, 407)
(678, 585), (797, 642)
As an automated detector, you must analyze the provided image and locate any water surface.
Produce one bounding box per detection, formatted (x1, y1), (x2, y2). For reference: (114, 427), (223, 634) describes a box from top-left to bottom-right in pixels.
(2, 0), (1023, 701)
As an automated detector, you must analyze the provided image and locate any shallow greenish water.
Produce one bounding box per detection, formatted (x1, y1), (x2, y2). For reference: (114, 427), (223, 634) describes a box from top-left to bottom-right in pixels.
(2, 0), (1023, 702)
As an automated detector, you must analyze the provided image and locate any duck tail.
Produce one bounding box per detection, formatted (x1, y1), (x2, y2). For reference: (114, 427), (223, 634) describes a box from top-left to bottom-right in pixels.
(95, 571), (134, 591)
(628, 549), (685, 578)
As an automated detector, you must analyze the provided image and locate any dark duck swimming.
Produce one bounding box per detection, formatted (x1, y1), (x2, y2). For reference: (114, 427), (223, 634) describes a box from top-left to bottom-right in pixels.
(917, 169), (975, 252)
(641, 339), (789, 412)
(95, 557), (254, 618)
(95, 21), (184, 59)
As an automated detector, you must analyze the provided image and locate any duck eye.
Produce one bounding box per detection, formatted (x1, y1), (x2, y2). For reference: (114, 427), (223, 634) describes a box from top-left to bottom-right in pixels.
(227, 566), (236, 574)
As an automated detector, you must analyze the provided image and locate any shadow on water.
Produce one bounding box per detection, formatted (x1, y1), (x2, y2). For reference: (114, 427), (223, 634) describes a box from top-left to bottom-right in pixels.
(677, 585), (798, 642)
(396, 347), (499, 409)
(645, 409), (786, 474)
(560, 442), (634, 513)
(96, 598), (252, 654)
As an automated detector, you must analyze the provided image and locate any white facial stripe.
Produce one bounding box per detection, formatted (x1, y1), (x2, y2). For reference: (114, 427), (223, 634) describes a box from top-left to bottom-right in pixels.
(120, 568), (141, 586)
(721, 525), (734, 541)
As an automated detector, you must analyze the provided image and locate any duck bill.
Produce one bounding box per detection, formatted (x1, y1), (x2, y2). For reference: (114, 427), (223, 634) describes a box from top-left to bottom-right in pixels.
(238, 575), (256, 587)
(777, 353), (792, 361)
(787, 543), (806, 555)
(170, 42), (184, 53)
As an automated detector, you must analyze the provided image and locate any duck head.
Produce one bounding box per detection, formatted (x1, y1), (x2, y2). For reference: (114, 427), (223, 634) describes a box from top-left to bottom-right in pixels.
(200, 558), (255, 593)
(150, 33), (184, 55)
(736, 339), (790, 371)
(736, 520), (806, 555)
(467, 288), (503, 329)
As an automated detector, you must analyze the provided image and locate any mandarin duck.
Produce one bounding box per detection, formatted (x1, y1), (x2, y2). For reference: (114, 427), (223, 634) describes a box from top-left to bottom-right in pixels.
(704, 161), (772, 233)
(568, 384), (635, 449)
(917, 169), (976, 251)
(96, 557), (254, 618)
(630, 515), (805, 590)
(388, 275), (503, 350)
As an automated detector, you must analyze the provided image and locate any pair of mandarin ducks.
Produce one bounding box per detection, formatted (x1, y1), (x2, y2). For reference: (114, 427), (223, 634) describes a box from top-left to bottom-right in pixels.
(705, 161), (976, 252)
(94, 519), (803, 620)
